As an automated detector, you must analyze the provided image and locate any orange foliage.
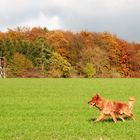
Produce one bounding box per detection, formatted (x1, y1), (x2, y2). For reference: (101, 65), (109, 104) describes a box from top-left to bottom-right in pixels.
(0, 27), (140, 78)
(47, 31), (69, 57)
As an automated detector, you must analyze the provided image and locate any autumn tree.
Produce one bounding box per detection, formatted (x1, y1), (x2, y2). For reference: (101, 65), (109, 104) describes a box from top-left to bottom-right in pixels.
(9, 52), (33, 77)
(47, 30), (70, 59)
(0, 27), (140, 78)
(47, 52), (72, 77)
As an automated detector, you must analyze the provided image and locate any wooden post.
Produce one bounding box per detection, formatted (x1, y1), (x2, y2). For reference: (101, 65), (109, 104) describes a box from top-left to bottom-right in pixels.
(0, 57), (6, 78)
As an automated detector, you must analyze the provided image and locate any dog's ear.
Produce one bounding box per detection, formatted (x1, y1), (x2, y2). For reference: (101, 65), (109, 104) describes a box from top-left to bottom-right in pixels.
(96, 93), (100, 97)
(96, 94), (101, 100)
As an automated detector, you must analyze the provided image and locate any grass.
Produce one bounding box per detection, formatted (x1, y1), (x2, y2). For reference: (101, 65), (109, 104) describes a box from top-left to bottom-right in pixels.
(0, 78), (140, 140)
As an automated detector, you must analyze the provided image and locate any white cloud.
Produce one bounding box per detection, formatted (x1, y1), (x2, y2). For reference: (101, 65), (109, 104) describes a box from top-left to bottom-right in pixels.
(0, 0), (140, 42)
(19, 12), (64, 30)
(1, 12), (64, 31)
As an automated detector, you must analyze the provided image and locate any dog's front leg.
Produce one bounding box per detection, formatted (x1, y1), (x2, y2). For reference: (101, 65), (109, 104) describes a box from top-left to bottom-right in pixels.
(110, 112), (117, 123)
(95, 113), (106, 122)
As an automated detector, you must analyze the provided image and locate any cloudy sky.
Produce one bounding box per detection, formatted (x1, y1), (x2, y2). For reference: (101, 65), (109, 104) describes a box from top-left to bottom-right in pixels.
(0, 0), (140, 42)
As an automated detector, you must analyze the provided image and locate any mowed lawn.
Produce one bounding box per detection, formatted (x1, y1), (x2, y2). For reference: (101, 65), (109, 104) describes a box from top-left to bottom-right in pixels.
(0, 79), (140, 140)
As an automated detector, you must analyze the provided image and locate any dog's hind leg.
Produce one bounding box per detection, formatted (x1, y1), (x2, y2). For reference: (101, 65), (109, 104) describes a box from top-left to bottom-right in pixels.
(125, 112), (135, 121)
(118, 115), (125, 122)
(131, 113), (135, 121)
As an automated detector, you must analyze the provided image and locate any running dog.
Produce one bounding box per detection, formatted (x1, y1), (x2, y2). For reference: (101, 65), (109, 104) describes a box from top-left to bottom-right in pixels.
(88, 94), (135, 123)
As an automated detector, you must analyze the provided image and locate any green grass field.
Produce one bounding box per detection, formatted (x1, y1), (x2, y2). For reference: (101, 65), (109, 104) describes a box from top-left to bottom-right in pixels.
(0, 79), (140, 140)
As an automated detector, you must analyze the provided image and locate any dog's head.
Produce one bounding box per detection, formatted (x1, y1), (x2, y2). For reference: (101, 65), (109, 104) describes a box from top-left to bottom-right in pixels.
(88, 94), (101, 108)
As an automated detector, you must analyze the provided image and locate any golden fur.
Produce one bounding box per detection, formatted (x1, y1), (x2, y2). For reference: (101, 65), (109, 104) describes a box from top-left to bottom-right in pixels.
(88, 94), (135, 123)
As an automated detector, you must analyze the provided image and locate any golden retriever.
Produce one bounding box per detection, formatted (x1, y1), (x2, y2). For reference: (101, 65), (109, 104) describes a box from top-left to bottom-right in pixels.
(88, 94), (135, 123)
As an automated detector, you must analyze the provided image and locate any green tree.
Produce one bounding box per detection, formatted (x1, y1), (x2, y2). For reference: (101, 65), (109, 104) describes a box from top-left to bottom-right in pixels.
(34, 38), (53, 71)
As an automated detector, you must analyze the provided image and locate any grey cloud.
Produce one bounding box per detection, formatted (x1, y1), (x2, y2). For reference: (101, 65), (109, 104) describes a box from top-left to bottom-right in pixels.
(0, 0), (140, 42)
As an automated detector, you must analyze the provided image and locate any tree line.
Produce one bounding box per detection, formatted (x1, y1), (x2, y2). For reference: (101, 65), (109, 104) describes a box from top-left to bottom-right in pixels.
(0, 27), (140, 78)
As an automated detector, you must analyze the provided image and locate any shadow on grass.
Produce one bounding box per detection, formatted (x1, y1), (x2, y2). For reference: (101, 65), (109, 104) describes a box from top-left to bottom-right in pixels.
(88, 117), (131, 123)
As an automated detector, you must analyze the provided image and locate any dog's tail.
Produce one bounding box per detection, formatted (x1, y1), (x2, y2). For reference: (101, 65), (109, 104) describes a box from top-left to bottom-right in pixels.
(128, 96), (135, 110)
